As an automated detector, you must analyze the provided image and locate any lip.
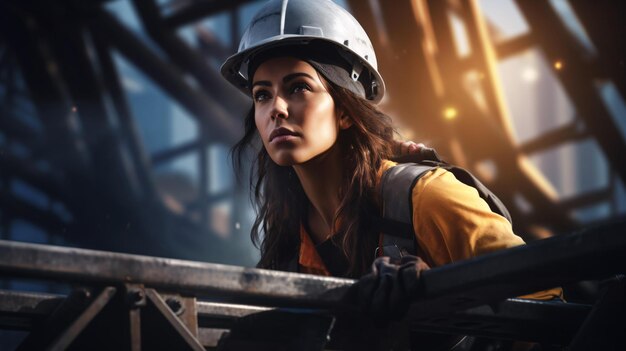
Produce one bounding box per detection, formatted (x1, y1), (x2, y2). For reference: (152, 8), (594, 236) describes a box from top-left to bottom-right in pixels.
(269, 127), (300, 143)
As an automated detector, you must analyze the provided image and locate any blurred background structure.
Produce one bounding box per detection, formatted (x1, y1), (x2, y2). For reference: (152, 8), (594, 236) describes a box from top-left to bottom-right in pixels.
(0, 0), (625, 348)
(0, 0), (624, 317)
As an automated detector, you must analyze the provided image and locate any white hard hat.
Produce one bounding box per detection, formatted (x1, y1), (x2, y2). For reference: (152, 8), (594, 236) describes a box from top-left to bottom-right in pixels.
(220, 0), (385, 103)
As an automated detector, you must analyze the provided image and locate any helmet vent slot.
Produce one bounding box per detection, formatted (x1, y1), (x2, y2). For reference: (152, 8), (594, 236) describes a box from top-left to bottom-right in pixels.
(299, 26), (323, 36)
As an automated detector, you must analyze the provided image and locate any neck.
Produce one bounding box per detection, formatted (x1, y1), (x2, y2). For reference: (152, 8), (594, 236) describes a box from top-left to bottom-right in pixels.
(293, 142), (344, 238)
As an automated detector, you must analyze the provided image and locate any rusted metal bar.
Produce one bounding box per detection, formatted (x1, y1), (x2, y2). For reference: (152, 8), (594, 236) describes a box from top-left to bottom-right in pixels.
(0, 220), (625, 312)
(16, 288), (97, 350)
(0, 240), (353, 308)
(129, 304), (141, 351)
(47, 287), (117, 351)
(144, 289), (205, 350)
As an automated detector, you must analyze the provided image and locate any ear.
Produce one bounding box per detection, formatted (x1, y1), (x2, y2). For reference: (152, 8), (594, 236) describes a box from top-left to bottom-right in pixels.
(338, 111), (353, 130)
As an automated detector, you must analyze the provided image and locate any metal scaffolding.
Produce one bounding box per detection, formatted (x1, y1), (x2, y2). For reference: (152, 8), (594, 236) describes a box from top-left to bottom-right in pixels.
(0, 220), (625, 349)
(0, 0), (625, 349)
(348, 0), (626, 237)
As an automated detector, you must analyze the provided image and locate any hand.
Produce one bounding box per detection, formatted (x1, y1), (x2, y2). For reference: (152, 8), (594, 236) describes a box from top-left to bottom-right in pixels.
(392, 141), (424, 156)
(347, 255), (430, 323)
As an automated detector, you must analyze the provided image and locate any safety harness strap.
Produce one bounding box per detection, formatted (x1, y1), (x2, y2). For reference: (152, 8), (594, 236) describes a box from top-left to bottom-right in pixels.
(378, 164), (435, 259)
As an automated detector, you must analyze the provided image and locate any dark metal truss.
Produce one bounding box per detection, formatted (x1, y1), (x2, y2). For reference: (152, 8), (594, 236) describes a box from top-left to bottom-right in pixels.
(0, 0), (251, 259)
(348, 0), (626, 237)
(0, 219), (624, 349)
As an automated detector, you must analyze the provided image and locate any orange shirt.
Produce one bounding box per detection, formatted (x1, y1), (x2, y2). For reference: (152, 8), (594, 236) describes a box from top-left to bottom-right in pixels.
(299, 160), (562, 300)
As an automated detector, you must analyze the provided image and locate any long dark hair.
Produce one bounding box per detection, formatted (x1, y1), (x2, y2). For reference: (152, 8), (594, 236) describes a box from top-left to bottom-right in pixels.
(232, 78), (395, 277)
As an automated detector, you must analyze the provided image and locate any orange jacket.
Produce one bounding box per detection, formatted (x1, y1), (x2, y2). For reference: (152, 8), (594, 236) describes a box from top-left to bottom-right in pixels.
(298, 160), (562, 300)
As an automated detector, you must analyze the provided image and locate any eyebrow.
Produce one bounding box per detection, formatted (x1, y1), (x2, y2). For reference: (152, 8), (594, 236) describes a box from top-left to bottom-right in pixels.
(251, 72), (315, 89)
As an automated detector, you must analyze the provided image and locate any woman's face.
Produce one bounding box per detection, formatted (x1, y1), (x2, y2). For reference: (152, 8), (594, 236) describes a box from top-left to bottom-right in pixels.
(252, 57), (350, 166)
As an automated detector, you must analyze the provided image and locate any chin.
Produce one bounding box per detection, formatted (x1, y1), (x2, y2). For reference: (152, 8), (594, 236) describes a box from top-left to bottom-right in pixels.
(269, 153), (298, 167)
(269, 150), (313, 167)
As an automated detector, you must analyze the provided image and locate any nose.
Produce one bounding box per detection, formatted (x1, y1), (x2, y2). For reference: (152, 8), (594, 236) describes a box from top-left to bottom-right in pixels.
(270, 95), (288, 121)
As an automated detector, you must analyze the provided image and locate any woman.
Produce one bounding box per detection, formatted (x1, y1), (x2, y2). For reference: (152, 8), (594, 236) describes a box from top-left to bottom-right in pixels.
(222, 0), (560, 319)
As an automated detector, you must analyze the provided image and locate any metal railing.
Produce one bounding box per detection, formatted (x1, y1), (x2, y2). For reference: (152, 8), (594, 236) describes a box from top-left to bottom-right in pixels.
(1, 219), (625, 350)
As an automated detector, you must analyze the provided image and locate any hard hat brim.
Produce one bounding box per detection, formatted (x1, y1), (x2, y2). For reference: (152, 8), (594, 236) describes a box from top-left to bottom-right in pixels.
(220, 35), (385, 104)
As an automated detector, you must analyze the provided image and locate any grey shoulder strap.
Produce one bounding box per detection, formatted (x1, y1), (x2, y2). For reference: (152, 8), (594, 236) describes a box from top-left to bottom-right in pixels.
(379, 164), (436, 258)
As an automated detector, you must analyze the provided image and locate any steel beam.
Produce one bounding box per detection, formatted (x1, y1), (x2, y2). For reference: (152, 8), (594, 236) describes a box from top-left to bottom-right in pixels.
(348, 0), (449, 152)
(495, 34), (534, 60)
(91, 9), (241, 144)
(0, 220), (624, 311)
(514, 0), (626, 185)
(0, 290), (64, 330)
(0, 189), (69, 234)
(0, 289), (592, 345)
(89, 28), (158, 203)
(558, 188), (613, 212)
(411, 220), (625, 317)
(143, 289), (205, 350)
(0, 115), (42, 152)
(40, 3), (142, 206)
(0, 152), (66, 202)
(16, 287), (99, 350)
(0, 240), (353, 308)
(425, 0), (577, 234)
(131, 0), (248, 132)
(0, 1), (91, 180)
(519, 122), (589, 155)
(47, 287), (117, 351)
(151, 139), (203, 165)
(164, 0), (257, 29)
(568, 0), (626, 98)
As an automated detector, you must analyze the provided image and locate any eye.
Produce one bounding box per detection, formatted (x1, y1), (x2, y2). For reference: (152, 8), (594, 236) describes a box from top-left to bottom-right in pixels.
(253, 89), (271, 103)
(290, 82), (311, 94)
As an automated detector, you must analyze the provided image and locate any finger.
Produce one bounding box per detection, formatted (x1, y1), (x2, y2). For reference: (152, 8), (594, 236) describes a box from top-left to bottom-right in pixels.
(410, 142), (427, 154)
(399, 254), (418, 265)
(399, 257), (430, 296)
(371, 256), (391, 275)
(403, 141), (412, 154)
